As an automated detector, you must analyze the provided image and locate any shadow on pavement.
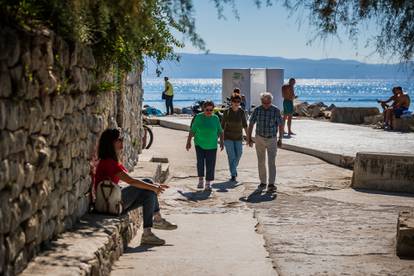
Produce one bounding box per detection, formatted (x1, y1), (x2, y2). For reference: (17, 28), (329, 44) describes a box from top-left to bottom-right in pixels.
(177, 190), (212, 202)
(125, 244), (173, 254)
(353, 188), (414, 198)
(212, 181), (243, 192)
(239, 189), (277, 203)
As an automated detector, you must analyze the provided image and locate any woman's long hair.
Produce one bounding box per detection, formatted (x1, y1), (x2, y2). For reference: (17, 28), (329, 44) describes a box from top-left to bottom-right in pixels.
(98, 128), (121, 162)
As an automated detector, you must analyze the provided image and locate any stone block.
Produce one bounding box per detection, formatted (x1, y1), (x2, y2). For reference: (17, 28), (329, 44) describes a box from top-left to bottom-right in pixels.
(26, 78), (40, 100)
(14, 249), (28, 275)
(396, 211), (414, 258)
(28, 101), (44, 133)
(0, 71), (12, 97)
(40, 96), (51, 119)
(10, 64), (27, 97)
(5, 227), (26, 261)
(24, 163), (35, 188)
(331, 107), (380, 124)
(41, 220), (56, 241)
(34, 148), (50, 183)
(10, 201), (22, 231)
(40, 117), (54, 136)
(51, 95), (66, 119)
(24, 214), (41, 243)
(12, 129), (28, 154)
(352, 152), (414, 193)
(394, 117), (414, 132)
(19, 189), (33, 222)
(0, 130), (14, 159)
(363, 114), (383, 125)
(36, 180), (52, 209)
(9, 161), (25, 197)
(0, 100), (6, 130)
(0, 159), (9, 190)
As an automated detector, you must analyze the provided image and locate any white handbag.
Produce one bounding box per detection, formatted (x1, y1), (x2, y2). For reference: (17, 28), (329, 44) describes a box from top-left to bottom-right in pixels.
(95, 180), (123, 215)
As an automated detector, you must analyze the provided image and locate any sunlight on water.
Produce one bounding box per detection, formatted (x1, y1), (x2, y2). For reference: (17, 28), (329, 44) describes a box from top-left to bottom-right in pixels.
(143, 78), (413, 112)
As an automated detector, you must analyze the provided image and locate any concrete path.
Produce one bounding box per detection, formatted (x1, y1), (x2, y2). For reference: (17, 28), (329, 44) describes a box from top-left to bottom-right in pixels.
(156, 116), (414, 157)
(111, 126), (414, 275)
(111, 213), (276, 276)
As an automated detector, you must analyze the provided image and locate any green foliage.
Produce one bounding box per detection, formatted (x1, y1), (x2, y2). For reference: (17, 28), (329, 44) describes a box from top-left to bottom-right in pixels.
(0, 0), (206, 73)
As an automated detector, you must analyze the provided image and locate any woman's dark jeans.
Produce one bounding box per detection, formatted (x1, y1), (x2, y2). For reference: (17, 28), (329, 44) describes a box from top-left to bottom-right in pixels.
(165, 95), (174, 115)
(195, 146), (217, 181)
(121, 179), (159, 228)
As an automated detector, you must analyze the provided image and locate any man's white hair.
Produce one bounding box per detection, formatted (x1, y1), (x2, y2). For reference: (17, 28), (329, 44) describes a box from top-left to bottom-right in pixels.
(260, 92), (273, 101)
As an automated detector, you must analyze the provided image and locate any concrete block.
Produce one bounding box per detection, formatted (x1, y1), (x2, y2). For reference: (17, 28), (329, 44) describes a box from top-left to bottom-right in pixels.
(396, 211), (414, 258)
(352, 152), (414, 193)
(394, 117), (414, 132)
(331, 107), (380, 124)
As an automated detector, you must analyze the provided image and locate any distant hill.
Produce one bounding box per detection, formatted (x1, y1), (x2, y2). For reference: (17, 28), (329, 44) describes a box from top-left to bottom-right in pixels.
(143, 53), (409, 79)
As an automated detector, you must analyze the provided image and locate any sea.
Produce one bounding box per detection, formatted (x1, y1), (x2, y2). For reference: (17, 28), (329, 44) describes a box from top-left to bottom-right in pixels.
(143, 78), (414, 112)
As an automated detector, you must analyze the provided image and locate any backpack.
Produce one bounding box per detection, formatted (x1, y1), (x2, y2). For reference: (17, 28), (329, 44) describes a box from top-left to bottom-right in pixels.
(95, 180), (123, 215)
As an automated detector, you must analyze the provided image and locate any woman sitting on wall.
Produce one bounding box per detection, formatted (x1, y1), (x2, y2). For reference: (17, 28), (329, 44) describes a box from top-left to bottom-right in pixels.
(94, 128), (177, 246)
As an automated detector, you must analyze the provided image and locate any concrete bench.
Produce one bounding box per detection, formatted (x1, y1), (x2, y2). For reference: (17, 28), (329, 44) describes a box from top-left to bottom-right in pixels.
(351, 152), (414, 193)
(397, 211), (414, 258)
(331, 107), (380, 124)
(393, 117), (414, 132)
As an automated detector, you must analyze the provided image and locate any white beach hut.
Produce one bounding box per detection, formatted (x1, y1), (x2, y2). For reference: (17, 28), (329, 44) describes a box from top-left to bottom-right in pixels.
(222, 68), (284, 112)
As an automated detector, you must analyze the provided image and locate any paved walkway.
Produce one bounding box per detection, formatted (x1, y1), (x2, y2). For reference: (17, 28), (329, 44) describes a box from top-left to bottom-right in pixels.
(110, 126), (414, 275)
(157, 116), (414, 157)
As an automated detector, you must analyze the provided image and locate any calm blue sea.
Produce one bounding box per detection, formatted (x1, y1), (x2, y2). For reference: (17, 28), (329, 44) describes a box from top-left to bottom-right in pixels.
(143, 79), (414, 112)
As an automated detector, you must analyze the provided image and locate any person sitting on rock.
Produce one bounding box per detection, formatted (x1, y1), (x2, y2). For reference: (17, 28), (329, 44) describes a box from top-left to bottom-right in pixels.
(94, 128), (177, 246)
(378, 87), (411, 129)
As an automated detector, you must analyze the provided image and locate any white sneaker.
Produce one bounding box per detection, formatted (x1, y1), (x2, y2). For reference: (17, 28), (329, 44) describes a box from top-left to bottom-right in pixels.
(141, 232), (165, 246)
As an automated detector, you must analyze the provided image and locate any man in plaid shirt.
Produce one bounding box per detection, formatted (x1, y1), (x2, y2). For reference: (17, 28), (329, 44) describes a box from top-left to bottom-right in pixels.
(247, 92), (284, 193)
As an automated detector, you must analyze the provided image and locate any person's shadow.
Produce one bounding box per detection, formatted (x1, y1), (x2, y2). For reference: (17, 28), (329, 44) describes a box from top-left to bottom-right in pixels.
(212, 181), (242, 192)
(177, 189), (212, 202)
(239, 188), (277, 203)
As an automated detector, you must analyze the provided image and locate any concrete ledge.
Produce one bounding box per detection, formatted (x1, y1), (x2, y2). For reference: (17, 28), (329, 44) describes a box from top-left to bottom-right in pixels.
(282, 144), (354, 169)
(21, 209), (142, 276)
(159, 119), (190, 132)
(351, 152), (414, 193)
(21, 159), (168, 276)
(331, 107), (380, 124)
(394, 117), (414, 132)
(397, 210), (414, 258)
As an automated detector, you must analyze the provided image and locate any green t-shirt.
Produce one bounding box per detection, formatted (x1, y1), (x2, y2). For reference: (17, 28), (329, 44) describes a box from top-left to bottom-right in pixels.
(191, 113), (223, 150)
(221, 108), (248, 141)
(165, 81), (174, 96)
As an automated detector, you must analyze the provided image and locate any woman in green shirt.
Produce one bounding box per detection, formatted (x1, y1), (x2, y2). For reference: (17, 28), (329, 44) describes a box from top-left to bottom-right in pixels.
(221, 94), (248, 182)
(186, 101), (224, 191)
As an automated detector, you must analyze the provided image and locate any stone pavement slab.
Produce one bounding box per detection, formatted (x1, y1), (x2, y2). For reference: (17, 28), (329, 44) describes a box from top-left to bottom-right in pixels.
(111, 213), (276, 276)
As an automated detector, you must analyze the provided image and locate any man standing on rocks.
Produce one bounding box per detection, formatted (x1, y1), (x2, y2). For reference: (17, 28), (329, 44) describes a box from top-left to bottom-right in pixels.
(163, 77), (174, 115)
(282, 78), (297, 136)
(247, 92), (284, 193)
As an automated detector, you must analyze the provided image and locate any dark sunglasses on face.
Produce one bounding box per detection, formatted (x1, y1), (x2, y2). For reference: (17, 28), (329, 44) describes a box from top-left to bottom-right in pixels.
(205, 108), (213, 112)
(232, 101), (241, 104)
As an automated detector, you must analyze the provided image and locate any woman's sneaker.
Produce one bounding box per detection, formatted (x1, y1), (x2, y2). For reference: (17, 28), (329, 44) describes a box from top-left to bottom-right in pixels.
(197, 179), (204, 189)
(204, 181), (212, 191)
(141, 232), (165, 246)
(153, 218), (178, 230)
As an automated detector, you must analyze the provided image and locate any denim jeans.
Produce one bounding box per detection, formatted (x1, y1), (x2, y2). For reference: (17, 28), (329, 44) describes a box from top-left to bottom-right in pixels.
(121, 179), (160, 228)
(224, 140), (243, 177)
(195, 146), (217, 181)
(165, 95), (174, 115)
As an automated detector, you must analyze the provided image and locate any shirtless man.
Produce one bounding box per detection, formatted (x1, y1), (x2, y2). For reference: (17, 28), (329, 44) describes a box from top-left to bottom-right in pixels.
(378, 87), (411, 129)
(282, 78), (297, 135)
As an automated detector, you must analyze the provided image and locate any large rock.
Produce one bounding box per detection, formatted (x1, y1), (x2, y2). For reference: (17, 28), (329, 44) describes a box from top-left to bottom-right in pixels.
(330, 107), (380, 124)
(396, 211), (414, 258)
(352, 152), (414, 193)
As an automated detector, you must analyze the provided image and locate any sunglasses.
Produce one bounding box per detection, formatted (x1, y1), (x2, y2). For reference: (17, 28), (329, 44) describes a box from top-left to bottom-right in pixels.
(232, 100), (241, 103)
(205, 108), (214, 112)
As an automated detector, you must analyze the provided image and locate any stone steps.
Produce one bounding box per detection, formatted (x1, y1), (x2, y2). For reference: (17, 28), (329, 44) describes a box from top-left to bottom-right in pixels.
(20, 157), (169, 276)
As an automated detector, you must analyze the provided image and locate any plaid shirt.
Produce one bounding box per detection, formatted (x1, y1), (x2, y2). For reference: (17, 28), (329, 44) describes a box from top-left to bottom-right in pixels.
(250, 105), (283, 138)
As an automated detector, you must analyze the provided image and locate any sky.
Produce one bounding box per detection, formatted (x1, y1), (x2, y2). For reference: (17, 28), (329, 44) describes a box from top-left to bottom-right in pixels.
(177, 0), (386, 64)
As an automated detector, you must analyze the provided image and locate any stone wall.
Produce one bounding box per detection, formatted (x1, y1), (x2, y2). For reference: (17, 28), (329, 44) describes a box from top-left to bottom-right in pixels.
(0, 27), (143, 275)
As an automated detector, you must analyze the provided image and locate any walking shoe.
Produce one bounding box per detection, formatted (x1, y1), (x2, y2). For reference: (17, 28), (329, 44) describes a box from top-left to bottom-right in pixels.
(230, 176), (237, 182)
(267, 184), (277, 193)
(153, 218), (178, 230)
(204, 181), (212, 191)
(257, 183), (266, 190)
(141, 232), (165, 246)
(197, 178), (204, 189)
